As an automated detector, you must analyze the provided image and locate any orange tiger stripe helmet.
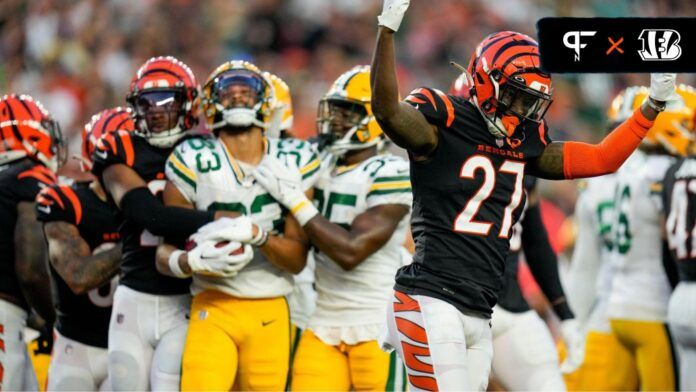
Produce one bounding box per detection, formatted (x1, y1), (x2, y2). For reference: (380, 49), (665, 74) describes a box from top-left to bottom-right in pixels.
(0, 94), (66, 172)
(467, 31), (553, 138)
(80, 107), (135, 172)
(126, 56), (200, 148)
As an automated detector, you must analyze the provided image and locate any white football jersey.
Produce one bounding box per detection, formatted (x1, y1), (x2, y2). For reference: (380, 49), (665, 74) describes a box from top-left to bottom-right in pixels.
(567, 174), (617, 332)
(309, 154), (412, 330)
(165, 135), (320, 298)
(607, 150), (674, 322)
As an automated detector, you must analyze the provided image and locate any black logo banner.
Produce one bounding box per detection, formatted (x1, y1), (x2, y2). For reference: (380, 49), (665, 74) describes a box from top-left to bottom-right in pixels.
(537, 18), (696, 73)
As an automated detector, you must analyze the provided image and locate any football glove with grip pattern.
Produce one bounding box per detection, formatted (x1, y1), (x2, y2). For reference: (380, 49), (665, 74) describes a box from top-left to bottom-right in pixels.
(377, 0), (410, 32)
(195, 216), (268, 247)
(253, 157), (318, 226)
(186, 239), (253, 277)
(649, 73), (678, 103)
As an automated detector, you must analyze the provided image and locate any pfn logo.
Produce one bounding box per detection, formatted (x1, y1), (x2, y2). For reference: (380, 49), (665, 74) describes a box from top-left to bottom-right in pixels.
(563, 31), (597, 61)
(638, 29), (682, 61)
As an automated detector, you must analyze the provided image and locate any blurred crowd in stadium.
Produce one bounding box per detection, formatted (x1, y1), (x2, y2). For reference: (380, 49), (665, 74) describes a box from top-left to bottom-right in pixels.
(1, 0), (694, 217)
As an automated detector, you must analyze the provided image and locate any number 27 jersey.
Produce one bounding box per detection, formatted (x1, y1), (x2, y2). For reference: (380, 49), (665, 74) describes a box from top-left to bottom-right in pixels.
(394, 87), (552, 318)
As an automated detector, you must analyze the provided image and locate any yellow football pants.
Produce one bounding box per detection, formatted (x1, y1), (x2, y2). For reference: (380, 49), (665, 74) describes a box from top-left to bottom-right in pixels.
(610, 319), (676, 391)
(291, 329), (404, 391)
(181, 290), (290, 391)
(564, 330), (638, 391)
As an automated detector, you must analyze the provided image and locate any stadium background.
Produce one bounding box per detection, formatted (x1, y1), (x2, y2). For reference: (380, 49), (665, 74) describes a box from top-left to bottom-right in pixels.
(1, 0), (694, 257)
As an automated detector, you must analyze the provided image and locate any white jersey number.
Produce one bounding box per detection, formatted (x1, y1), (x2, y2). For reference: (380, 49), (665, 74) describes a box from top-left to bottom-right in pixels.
(666, 179), (696, 259)
(454, 156), (525, 238)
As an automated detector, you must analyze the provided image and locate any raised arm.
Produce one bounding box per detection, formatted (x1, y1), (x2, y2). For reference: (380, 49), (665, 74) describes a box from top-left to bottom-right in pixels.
(15, 201), (55, 324)
(530, 74), (675, 180)
(371, 2), (438, 158)
(43, 221), (121, 295)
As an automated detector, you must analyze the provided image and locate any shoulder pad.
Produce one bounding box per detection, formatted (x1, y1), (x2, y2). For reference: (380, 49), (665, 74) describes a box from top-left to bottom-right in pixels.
(404, 87), (455, 128)
(36, 184), (82, 225)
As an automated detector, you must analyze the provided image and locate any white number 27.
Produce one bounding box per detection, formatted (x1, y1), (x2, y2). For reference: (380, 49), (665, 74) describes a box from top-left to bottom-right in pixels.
(454, 155), (525, 238)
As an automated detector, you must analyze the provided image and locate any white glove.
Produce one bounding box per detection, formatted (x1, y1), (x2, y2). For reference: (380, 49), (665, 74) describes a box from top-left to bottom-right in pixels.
(649, 73), (677, 102)
(559, 319), (586, 374)
(187, 239), (254, 277)
(253, 157), (318, 226)
(377, 0), (410, 32)
(194, 216), (267, 246)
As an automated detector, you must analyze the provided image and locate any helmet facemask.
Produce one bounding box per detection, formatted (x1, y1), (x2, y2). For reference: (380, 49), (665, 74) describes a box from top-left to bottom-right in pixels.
(129, 89), (189, 148)
(206, 70), (269, 131)
(485, 70), (552, 138)
(317, 98), (380, 157)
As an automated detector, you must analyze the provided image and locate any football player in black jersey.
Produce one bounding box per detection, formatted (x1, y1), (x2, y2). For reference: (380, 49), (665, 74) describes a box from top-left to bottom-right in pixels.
(451, 74), (579, 390)
(0, 94), (65, 391)
(663, 149), (696, 391)
(371, 1), (675, 390)
(90, 56), (235, 390)
(37, 107), (133, 390)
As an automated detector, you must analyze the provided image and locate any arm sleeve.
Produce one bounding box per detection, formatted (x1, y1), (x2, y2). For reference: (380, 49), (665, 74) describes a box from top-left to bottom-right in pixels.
(565, 190), (602, 325)
(521, 201), (574, 320)
(563, 108), (654, 179)
(120, 187), (214, 238)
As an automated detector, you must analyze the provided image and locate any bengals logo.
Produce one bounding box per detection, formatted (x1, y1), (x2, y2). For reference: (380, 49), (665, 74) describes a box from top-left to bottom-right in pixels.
(638, 29), (682, 61)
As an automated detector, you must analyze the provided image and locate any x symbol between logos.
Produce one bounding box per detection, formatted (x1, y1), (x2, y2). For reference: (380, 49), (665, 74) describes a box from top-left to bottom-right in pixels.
(606, 37), (624, 55)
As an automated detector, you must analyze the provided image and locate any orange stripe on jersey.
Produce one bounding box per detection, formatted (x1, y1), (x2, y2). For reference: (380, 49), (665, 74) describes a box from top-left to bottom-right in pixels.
(60, 186), (82, 225)
(119, 131), (135, 167)
(433, 89), (455, 127)
(43, 187), (65, 210)
(404, 95), (427, 104)
(18, 167), (55, 186)
(36, 194), (52, 207)
(393, 291), (420, 312)
(414, 88), (438, 111)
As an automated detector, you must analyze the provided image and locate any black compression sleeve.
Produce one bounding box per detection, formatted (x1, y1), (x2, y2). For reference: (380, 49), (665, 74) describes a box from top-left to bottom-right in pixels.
(662, 240), (679, 290)
(521, 202), (575, 320)
(120, 187), (215, 238)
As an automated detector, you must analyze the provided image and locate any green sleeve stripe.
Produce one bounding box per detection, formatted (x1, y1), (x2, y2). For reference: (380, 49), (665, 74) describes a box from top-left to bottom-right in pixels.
(173, 150), (188, 167)
(301, 163), (320, 180)
(167, 161), (196, 191)
(374, 175), (410, 183)
(367, 187), (412, 197)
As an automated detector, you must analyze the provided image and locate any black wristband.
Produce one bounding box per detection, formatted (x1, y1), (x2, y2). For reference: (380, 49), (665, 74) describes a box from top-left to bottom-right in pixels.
(552, 299), (575, 321)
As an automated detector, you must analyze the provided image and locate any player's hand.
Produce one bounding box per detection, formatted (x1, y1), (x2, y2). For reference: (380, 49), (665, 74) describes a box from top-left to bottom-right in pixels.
(559, 319), (585, 374)
(253, 157), (318, 226)
(187, 239), (253, 277)
(649, 73), (677, 103)
(378, 0), (410, 32)
(194, 216), (267, 247)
